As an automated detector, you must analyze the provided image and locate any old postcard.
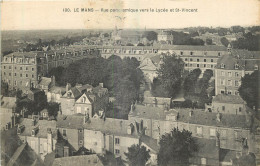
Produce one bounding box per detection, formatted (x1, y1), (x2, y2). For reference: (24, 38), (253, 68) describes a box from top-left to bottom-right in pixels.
(1, 0), (260, 166)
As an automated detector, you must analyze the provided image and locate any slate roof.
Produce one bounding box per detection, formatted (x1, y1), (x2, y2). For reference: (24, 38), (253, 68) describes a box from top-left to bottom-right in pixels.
(83, 118), (139, 138)
(52, 154), (104, 166)
(212, 94), (246, 104)
(140, 135), (159, 153)
(159, 45), (227, 51)
(131, 105), (252, 129)
(19, 118), (57, 138)
(56, 114), (85, 129)
(143, 97), (171, 106)
(38, 77), (51, 87)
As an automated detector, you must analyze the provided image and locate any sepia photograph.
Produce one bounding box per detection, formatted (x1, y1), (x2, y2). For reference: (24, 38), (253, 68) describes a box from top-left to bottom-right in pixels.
(0, 0), (260, 165)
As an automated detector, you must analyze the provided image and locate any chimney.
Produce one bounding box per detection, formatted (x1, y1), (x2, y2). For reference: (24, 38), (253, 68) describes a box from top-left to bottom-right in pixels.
(127, 123), (134, 135)
(66, 83), (71, 93)
(216, 112), (221, 122)
(47, 128), (53, 153)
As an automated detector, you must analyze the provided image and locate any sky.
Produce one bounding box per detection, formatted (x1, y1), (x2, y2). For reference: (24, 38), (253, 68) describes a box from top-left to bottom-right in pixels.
(1, 0), (259, 30)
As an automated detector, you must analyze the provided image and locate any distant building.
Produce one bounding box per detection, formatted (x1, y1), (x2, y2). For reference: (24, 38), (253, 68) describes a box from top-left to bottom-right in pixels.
(157, 30), (173, 44)
(60, 83), (108, 117)
(47, 86), (66, 103)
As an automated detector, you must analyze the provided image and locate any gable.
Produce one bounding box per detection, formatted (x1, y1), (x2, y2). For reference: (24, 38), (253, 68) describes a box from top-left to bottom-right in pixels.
(76, 93), (92, 104)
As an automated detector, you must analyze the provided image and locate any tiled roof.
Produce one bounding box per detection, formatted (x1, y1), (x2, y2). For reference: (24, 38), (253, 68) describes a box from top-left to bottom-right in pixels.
(140, 135), (159, 153)
(212, 94), (245, 104)
(19, 118), (57, 138)
(52, 154), (104, 166)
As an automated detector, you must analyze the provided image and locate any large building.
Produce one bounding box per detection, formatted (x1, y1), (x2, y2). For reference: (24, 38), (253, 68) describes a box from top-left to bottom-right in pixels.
(215, 49), (259, 95)
(1, 48), (97, 92)
(157, 30), (174, 44)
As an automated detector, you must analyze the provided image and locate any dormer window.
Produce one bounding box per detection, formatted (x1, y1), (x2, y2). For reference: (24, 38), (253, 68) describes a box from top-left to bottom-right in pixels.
(235, 64), (239, 69)
(67, 92), (72, 97)
(221, 63), (225, 69)
(254, 65), (258, 70)
(82, 96), (86, 103)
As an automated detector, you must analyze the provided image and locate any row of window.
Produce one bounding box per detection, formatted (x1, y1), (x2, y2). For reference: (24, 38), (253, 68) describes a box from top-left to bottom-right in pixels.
(185, 63), (214, 68)
(103, 49), (157, 54)
(3, 72), (34, 78)
(184, 58), (215, 62)
(180, 51), (222, 56)
(220, 90), (239, 95)
(196, 127), (242, 139)
(220, 79), (240, 87)
(3, 66), (34, 71)
(4, 57), (35, 64)
(219, 106), (242, 112)
(221, 71), (240, 77)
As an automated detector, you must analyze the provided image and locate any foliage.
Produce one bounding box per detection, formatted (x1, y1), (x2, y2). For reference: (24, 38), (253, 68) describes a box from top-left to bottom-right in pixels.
(137, 43), (145, 46)
(220, 37), (229, 47)
(231, 33), (260, 51)
(158, 128), (198, 166)
(143, 31), (158, 41)
(171, 31), (204, 45)
(124, 144), (151, 166)
(238, 71), (259, 109)
(153, 55), (184, 98)
(206, 38), (213, 45)
(46, 102), (60, 118)
(183, 68), (201, 96)
(48, 66), (64, 86)
(1, 80), (9, 96)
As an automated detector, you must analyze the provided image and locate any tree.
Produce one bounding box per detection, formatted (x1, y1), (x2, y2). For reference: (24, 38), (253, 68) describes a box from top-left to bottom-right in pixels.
(158, 128), (198, 166)
(1, 80), (9, 96)
(124, 144), (150, 166)
(220, 37), (229, 47)
(238, 71), (259, 109)
(144, 31), (158, 41)
(183, 68), (201, 96)
(156, 55), (184, 98)
(205, 38), (213, 45)
(47, 102), (60, 118)
(137, 43), (145, 46)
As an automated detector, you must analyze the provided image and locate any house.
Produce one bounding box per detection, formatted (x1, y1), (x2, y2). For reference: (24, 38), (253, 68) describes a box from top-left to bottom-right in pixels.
(0, 96), (16, 130)
(157, 30), (173, 44)
(60, 83), (108, 117)
(17, 118), (57, 160)
(38, 76), (55, 93)
(47, 86), (66, 103)
(206, 94), (248, 115)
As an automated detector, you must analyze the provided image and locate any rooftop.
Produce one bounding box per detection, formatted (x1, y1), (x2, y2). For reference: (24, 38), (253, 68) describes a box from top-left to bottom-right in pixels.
(1, 96), (16, 109)
(212, 94), (246, 104)
(19, 118), (57, 138)
(130, 104), (252, 129)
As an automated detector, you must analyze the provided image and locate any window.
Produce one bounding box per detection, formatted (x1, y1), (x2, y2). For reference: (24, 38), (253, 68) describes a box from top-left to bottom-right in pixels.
(20, 67), (22, 70)
(239, 107), (242, 112)
(220, 130), (227, 138)
(221, 90), (225, 94)
(4, 66), (6, 69)
(63, 129), (67, 136)
(235, 64), (239, 69)
(211, 65), (214, 68)
(197, 59), (199, 62)
(228, 72), (232, 77)
(228, 91), (232, 95)
(196, 126), (202, 135)
(26, 67), (28, 70)
(228, 80), (232, 86)
(115, 149), (120, 154)
(20, 81), (22, 85)
(180, 51), (183, 55)
(185, 58), (188, 61)
(9, 73), (11, 76)
(222, 106), (225, 111)
(78, 129), (82, 133)
(32, 75), (34, 78)
(211, 59), (213, 62)
(221, 71), (225, 76)
(204, 52), (207, 56)
(254, 65), (258, 70)
(115, 138), (120, 144)
(9, 66), (11, 69)
(14, 81), (17, 86)
(201, 158), (207, 165)
(204, 64), (206, 68)
(190, 52), (193, 55)
(14, 73), (16, 76)
(20, 74), (22, 77)
(185, 64), (188, 67)
(197, 64), (199, 67)
(235, 72), (239, 77)
(26, 74), (28, 78)
(234, 130), (241, 140)
(190, 64), (192, 67)
(221, 63), (225, 68)
(79, 140), (83, 144)
(221, 79), (225, 85)
(204, 59), (206, 62)
(210, 128), (216, 137)
(4, 72), (6, 76)
(190, 58), (193, 61)
(32, 68), (34, 71)
(76, 107), (81, 113)
(218, 52), (221, 56)
(235, 81), (239, 87)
